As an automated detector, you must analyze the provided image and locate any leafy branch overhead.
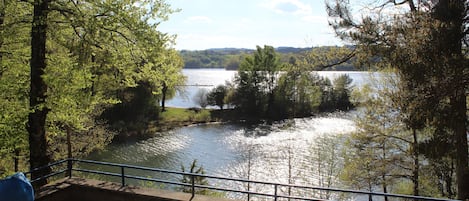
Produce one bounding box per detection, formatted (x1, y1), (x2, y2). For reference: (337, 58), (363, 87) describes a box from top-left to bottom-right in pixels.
(326, 0), (468, 199)
(0, 0), (184, 180)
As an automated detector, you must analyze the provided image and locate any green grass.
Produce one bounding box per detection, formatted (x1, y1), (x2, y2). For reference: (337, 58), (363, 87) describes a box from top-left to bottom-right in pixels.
(115, 107), (240, 141)
(160, 107), (211, 123)
(146, 107), (214, 133)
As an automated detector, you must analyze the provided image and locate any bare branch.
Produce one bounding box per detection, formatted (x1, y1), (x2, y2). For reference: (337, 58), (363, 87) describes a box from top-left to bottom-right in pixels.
(316, 47), (356, 70)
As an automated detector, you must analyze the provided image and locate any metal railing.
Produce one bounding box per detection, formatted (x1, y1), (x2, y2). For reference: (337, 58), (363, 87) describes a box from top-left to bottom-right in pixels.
(25, 158), (460, 201)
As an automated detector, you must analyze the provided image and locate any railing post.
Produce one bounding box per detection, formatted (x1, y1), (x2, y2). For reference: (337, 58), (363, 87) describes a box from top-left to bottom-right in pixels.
(121, 166), (125, 187)
(191, 174), (195, 200)
(274, 184), (278, 201)
(67, 158), (72, 178)
(247, 181), (251, 201)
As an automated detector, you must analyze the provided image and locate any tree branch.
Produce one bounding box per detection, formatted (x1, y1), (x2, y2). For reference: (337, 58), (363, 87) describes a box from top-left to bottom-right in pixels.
(316, 47), (356, 70)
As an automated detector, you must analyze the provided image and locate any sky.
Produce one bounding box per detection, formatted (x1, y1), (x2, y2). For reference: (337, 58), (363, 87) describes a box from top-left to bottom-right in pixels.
(158, 0), (343, 50)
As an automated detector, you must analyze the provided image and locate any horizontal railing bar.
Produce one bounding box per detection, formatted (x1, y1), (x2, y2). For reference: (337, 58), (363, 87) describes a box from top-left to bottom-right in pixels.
(73, 167), (192, 188)
(195, 184), (273, 197)
(273, 183), (458, 201)
(124, 174), (190, 187)
(72, 159), (458, 201)
(30, 169), (67, 183)
(275, 194), (327, 201)
(73, 159), (188, 176)
(25, 159), (68, 176)
(195, 184), (325, 201)
(72, 168), (122, 178)
(74, 159), (290, 185)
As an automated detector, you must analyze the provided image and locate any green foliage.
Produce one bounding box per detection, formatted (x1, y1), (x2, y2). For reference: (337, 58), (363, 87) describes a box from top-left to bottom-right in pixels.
(0, 0), (33, 174)
(232, 45), (281, 118)
(341, 87), (404, 193)
(180, 160), (209, 194)
(273, 64), (323, 118)
(0, 0), (182, 175)
(207, 85), (228, 110)
(331, 74), (353, 110)
(156, 49), (186, 111)
(222, 45), (356, 120)
(341, 73), (459, 198)
(180, 46), (357, 70)
(328, 0), (468, 198)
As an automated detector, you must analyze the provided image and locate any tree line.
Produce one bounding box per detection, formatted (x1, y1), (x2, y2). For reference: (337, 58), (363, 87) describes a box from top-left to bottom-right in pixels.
(181, 46), (357, 71)
(0, 0), (185, 186)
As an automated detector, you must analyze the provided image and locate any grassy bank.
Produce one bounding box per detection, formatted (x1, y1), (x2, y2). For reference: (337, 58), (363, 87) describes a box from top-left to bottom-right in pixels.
(114, 107), (238, 142)
(151, 107), (240, 130)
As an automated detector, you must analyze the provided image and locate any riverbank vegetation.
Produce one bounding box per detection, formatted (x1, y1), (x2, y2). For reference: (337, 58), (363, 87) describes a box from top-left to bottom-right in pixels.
(198, 45), (355, 121)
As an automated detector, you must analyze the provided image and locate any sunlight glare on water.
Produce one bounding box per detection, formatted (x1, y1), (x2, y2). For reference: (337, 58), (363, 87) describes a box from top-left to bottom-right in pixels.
(86, 69), (368, 200)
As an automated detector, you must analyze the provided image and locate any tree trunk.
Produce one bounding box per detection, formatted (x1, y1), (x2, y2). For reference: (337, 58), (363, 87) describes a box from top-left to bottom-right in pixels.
(28, 0), (51, 187)
(452, 86), (468, 200)
(14, 149), (19, 172)
(161, 82), (167, 112)
(382, 140), (388, 201)
(412, 129), (419, 196)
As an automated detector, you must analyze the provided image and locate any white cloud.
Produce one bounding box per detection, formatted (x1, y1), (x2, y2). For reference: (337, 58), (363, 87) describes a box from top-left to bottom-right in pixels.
(262, 0), (313, 15)
(185, 16), (213, 24)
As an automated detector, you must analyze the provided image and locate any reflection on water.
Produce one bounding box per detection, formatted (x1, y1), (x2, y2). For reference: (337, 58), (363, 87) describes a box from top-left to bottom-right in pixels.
(85, 69), (370, 200)
(85, 112), (356, 199)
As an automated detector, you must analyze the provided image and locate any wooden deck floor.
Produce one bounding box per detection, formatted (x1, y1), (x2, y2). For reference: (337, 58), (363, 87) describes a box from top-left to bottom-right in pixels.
(35, 177), (239, 201)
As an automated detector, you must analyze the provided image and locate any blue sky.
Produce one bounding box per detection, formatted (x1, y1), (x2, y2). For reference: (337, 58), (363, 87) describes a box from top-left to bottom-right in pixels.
(159, 0), (342, 50)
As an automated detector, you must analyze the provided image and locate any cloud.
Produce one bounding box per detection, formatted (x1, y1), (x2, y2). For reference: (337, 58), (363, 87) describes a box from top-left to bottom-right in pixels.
(185, 16), (213, 24)
(262, 0), (312, 15)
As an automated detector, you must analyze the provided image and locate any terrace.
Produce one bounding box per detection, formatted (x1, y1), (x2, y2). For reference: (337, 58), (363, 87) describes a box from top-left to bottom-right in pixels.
(28, 159), (459, 201)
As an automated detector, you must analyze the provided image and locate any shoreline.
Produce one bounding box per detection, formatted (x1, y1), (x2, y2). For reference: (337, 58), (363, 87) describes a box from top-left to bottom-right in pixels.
(111, 106), (354, 143)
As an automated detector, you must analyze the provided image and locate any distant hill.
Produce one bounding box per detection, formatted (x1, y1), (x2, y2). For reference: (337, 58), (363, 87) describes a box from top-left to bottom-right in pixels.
(180, 46), (356, 71)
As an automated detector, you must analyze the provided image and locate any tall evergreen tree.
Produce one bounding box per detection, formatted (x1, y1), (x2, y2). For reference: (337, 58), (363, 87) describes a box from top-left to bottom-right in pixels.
(327, 0), (468, 199)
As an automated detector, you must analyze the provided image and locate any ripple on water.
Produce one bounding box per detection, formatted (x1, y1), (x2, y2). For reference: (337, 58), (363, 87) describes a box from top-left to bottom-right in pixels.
(86, 113), (357, 200)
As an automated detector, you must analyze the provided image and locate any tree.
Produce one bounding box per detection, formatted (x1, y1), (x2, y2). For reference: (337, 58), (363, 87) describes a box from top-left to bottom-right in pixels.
(0, 0), (177, 185)
(332, 74), (353, 111)
(180, 159), (209, 195)
(194, 88), (209, 109)
(327, 0), (468, 199)
(234, 45), (280, 118)
(274, 63), (323, 118)
(342, 80), (406, 201)
(0, 0), (31, 176)
(156, 49), (185, 112)
(207, 85), (228, 110)
(28, 0), (51, 186)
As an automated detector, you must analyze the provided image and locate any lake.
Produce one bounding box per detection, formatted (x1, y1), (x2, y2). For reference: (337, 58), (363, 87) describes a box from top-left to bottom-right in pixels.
(86, 68), (370, 199)
(165, 69), (372, 108)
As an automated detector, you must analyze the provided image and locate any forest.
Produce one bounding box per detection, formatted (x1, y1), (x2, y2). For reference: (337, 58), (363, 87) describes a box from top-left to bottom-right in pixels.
(180, 46), (357, 71)
(0, 0), (185, 186)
